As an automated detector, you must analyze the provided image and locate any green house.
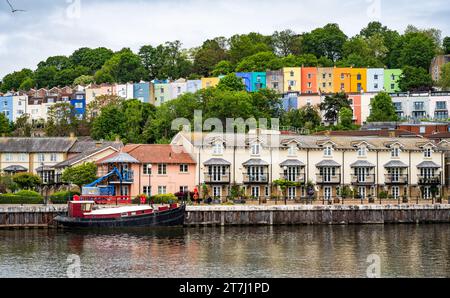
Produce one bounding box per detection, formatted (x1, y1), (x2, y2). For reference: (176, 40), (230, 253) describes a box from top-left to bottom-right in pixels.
(384, 69), (402, 92)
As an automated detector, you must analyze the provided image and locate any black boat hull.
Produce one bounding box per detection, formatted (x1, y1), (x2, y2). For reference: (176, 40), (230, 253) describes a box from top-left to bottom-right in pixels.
(54, 205), (186, 228)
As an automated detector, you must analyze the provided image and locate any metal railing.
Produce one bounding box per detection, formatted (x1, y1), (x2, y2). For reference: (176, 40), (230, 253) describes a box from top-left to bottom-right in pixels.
(351, 174), (376, 185)
(279, 173), (306, 183)
(384, 174), (408, 184)
(316, 174), (341, 184)
(417, 175), (441, 185)
(204, 172), (231, 184)
(243, 174), (269, 183)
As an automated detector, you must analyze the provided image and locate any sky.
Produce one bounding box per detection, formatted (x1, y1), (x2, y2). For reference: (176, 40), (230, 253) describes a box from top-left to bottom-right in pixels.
(0, 0), (449, 78)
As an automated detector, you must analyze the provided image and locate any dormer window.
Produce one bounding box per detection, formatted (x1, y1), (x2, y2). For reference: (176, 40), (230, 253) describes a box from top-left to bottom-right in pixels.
(424, 148), (432, 158)
(357, 146), (367, 157)
(213, 143), (224, 155)
(391, 147), (400, 158)
(324, 146), (333, 157)
(251, 143), (261, 155)
(288, 145), (297, 156)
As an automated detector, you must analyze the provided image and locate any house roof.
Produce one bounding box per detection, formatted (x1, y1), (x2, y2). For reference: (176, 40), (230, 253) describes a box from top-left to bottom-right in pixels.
(0, 138), (76, 153)
(3, 165), (28, 172)
(384, 160), (409, 168)
(242, 159), (269, 166)
(280, 159), (305, 167)
(416, 161), (441, 168)
(99, 152), (140, 164)
(116, 144), (196, 164)
(350, 160), (376, 168)
(316, 160), (341, 167)
(54, 146), (120, 168)
(204, 158), (231, 166)
(313, 129), (419, 138)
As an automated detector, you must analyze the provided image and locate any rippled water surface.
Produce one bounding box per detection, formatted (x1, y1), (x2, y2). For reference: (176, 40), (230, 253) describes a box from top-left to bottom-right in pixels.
(1, 225), (449, 278)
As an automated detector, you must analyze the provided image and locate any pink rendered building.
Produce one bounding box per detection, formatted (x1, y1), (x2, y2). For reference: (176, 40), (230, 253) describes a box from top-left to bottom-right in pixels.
(96, 144), (196, 197)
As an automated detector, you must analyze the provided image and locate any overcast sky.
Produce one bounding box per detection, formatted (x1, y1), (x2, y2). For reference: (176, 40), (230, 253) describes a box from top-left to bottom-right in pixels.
(0, 0), (449, 78)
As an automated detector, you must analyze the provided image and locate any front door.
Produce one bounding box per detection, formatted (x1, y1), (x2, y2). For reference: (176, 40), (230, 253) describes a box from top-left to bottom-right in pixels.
(324, 186), (332, 200)
(356, 168), (367, 183)
(251, 186), (260, 199)
(213, 186), (222, 198)
(288, 187), (296, 200)
(358, 186), (366, 199)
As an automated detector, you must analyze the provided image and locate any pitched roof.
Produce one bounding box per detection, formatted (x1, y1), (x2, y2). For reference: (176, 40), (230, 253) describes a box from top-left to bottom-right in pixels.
(316, 160), (341, 167)
(204, 158), (231, 166)
(242, 159), (270, 166)
(100, 152), (140, 164)
(280, 159), (305, 167)
(120, 144), (196, 164)
(416, 161), (441, 168)
(0, 138), (76, 153)
(350, 160), (376, 168)
(384, 160), (408, 168)
(54, 146), (120, 168)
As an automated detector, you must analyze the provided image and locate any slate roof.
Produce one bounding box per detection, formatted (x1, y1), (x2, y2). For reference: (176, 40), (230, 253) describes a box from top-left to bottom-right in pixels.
(0, 138), (76, 153)
(350, 160), (376, 168)
(416, 161), (441, 168)
(316, 160), (341, 167)
(280, 159), (305, 167)
(384, 160), (409, 168)
(204, 158), (232, 166)
(100, 152), (140, 164)
(242, 159), (270, 166)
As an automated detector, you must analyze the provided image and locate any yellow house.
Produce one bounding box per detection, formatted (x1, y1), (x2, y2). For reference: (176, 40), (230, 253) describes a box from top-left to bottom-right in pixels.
(333, 67), (352, 93)
(201, 77), (220, 89)
(283, 67), (302, 93)
(349, 68), (367, 93)
(317, 67), (334, 94)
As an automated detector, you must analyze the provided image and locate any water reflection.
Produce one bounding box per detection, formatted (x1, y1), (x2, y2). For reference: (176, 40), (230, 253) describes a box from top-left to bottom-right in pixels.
(0, 225), (449, 278)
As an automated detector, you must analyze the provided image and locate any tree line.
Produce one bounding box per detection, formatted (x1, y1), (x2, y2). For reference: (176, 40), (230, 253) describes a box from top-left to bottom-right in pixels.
(1, 22), (450, 93)
(1, 74), (400, 143)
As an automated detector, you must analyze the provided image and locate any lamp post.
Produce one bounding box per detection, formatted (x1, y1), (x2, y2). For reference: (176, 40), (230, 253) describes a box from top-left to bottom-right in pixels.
(283, 166), (288, 205)
(148, 164), (152, 205)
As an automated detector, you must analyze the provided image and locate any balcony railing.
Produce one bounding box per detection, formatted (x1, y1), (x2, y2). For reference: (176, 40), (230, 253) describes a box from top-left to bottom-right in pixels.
(204, 172), (231, 184)
(418, 175), (441, 185)
(243, 174), (269, 184)
(351, 174), (375, 185)
(316, 174), (341, 184)
(280, 173), (306, 184)
(109, 170), (134, 184)
(384, 174), (408, 184)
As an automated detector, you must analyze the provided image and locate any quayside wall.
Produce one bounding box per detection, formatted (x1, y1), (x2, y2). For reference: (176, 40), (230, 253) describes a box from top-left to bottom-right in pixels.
(1, 205), (450, 228)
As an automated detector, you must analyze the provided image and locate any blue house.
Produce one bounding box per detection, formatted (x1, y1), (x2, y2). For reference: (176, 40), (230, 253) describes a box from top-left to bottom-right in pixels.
(236, 72), (253, 92)
(133, 82), (150, 103)
(0, 95), (13, 122)
(282, 93), (298, 111)
(70, 92), (86, 119)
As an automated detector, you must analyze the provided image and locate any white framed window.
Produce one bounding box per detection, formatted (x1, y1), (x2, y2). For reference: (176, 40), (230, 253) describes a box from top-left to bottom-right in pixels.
(288, 187), (296, 199)
(357, 146), (367, 157)
(38, 154), (45, 162)
(251, 186), (260, 198)
(180, 164), (189, 173)
(143, 186), (151, 196)
(324, 146), (333, 157)
(158, 164), (167, 175)
(212, 143), (224, 155)
(251, 143), (261, 155)
(265, 186), (270, 197)
(19, 153), (27, 162)
(392, 186), (400, 199)
(424, 148), (432, 158)
(288, 145), (297, 156)
(50, 154), (57, 162)
(391, 147), (400, 158)
(212, 186), (222, 198)
(143, 164), (152, 175)
(5, 153), (12, 161)
(158, 186), (167, 195)
(180, 186), (189, 193)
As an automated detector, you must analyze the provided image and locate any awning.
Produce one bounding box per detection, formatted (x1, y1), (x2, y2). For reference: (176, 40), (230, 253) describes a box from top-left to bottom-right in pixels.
(242, 159), (269, 166)
(3, 165), (28, 172)
(417, 161), (441, 169)
(316, 160), (341, 167)
(204, 158), (231, 166)
(350, 160), (375, 168)
(384, 160), (408, 168)
(280, 159), (305, 167)
(100, 152), (140, 164)
(36, 166), (55, 172)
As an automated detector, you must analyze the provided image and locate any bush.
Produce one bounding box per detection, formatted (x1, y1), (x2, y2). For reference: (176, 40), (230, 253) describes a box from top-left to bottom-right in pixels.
(132, 194), (148, 205)
(50, 191), (80, 204)
(0, 193), (44, 204)
(15, 190), (42, 197)
(150, 194), (178, 204)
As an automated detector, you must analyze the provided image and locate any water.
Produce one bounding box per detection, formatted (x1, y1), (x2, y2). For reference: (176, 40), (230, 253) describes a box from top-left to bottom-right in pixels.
(0, 225), (449, 278)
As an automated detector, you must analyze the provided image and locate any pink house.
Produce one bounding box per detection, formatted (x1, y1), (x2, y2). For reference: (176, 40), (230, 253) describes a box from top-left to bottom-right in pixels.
(97, 145), (196, 197)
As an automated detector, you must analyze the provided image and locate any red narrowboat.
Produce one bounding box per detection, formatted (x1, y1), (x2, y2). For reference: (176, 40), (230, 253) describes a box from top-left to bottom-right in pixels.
(54, 201), (186, 228)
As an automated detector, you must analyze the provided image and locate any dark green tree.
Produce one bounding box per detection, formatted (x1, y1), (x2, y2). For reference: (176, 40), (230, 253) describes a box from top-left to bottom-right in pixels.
(192, 39), (228, 76)
(12, 173), (41, 190)
(228, 33), (273, 63)
(320, 92), (352, 124)
(444, 37), (450, 54)
(0, 112), (11, 135)
(367, 92), (399, 122)
(95, 48), (145, 83)
(438, 63), (450, 90)
(61, 163), (98, 188)
(301, 23), (348, 61)
(212, 60), (235, 76)
(34, 66), (57, 88)
(272, 29), (303, 56)
(216, 73), (246, 91)
(70, 47), (114, 73)
(0, 69), (34, 92)
(399, 66), (433, 91)
(235, 52), (279, 72)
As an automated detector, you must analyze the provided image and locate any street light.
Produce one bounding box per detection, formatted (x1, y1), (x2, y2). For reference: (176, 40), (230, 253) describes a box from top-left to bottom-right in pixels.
(148, 164), (152, 205)
(283, 166), (288, 205)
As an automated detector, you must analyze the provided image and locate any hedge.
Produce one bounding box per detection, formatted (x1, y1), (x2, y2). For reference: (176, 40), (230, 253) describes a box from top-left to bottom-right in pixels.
(49, 191), (81, 204)
(0, 194), (44, 204)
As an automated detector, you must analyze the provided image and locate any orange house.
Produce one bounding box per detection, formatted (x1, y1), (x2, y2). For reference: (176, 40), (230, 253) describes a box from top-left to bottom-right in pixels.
(301, 67), (318, 94)
(333, 68), (352, 93)
(348, 94), (362, 125)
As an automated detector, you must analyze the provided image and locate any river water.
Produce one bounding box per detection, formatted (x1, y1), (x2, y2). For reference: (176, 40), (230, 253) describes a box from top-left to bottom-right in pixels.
(1, 225), (449, 278)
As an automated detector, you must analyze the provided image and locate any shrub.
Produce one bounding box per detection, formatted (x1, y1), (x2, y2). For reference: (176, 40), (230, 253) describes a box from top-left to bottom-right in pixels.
(0, 193), (44, 204)
(50, 191), (81, 204)
(12, 173), (41, 190)
(150, 194), (178, 204)
(15, 190), (42, 197)
(132, 194), (148, 205)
